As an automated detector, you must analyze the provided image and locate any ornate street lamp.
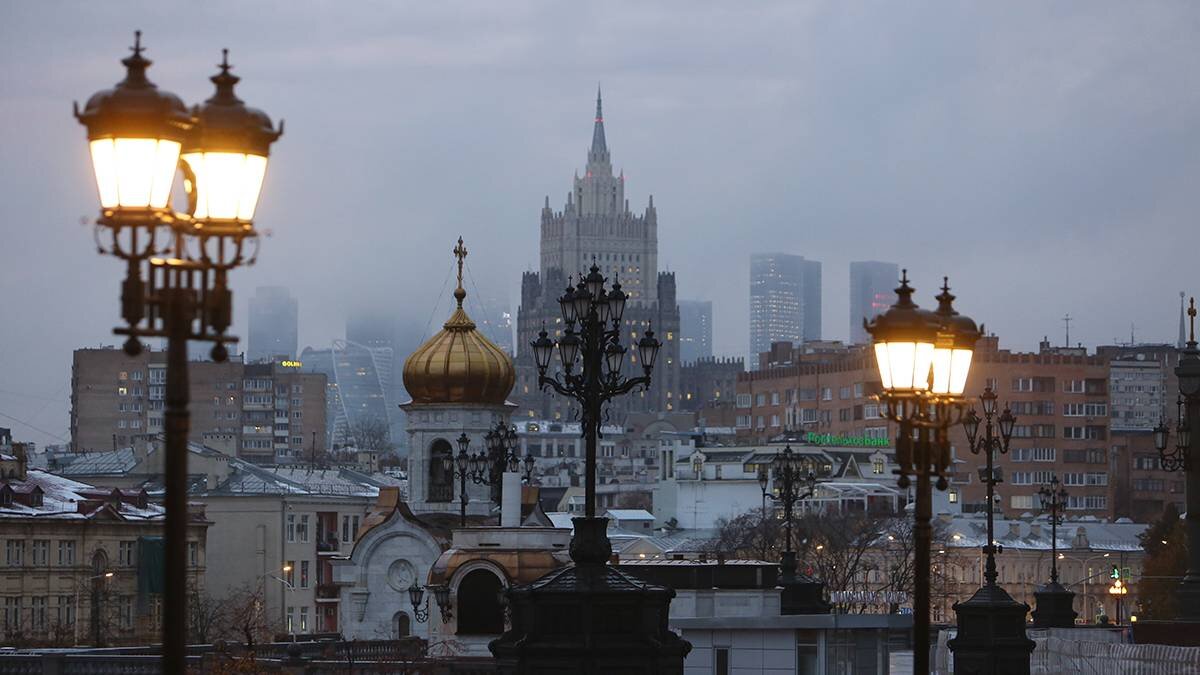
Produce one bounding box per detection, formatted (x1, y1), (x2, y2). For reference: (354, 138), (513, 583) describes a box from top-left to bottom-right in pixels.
(867, 273), (1001, 675)
(407, 583), (453, 624)
(1032, 475), (1075, 627)
(531, 264), (658, 547)
(951, 381), (1036, 669)
(443, 433), (488, 527)
(75, 34), (280, 672)
(492, 263), (689, 671)
(1147, 297), (1200, 631)
(763, 446), (818, 579)
(762, 446), (829, 615)
(961, 384), (1016, 590)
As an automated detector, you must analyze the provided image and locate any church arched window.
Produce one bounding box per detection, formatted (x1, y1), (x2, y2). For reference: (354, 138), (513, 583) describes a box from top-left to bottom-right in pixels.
(393, 611), (411, 638)
(429, 439), (453, 503)
(456, 569), (504, 635)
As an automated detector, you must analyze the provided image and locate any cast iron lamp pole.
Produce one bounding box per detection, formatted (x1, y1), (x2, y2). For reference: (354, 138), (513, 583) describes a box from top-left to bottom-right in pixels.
(444, 433), (489, 527)
(866, 275), (980, 675)
(530, 263), (660, 558)
(407, 582), (452, 623)
(962, 385), (1016, 590)
(75, 35), (280, 672)
(763, 445), (818, 581)
(1031, 474), (1078, 626)
(1153, 296), (1200, 621)
(1039, 476), (1070, 585)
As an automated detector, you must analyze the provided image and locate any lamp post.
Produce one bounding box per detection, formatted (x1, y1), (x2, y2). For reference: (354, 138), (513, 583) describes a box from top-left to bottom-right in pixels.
(763, 446), (817, 580)
(75, 34), (280, 672)
(866, 274), (985, 674)
(443, 433), (488, 527)
(763, 445), (829, 615)
(1032, 475), (1076, 627)
(407, 583), (452, 624)
(962, 385), (1015, 591)
(528, 263), (659, 558)
(951, 380), (1035, 671)
(491, 264), (690, 672)
(1152, 298), (1200, 622)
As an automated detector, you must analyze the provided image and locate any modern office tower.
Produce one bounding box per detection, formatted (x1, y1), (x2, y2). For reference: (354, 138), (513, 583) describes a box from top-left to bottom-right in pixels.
(749, 254), (821, 361)
(248, 286), (299, 363)
(679, 300), (713, 363)
(300, 340), (394, 451)
(849, 261), (899, 345)
(514, 89), (681, 420)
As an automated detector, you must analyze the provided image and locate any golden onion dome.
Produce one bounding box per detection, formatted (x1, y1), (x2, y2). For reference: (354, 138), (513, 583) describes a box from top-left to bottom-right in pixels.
(402, 238), (515, 405)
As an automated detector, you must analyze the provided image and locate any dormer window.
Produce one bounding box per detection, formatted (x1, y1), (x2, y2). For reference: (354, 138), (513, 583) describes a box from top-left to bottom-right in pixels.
(0, 487), (12, 507)
(30, 489), (43, 508)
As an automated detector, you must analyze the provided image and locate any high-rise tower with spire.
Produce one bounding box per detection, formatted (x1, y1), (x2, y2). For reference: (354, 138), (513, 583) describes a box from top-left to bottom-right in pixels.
(517, 90), (680, 423)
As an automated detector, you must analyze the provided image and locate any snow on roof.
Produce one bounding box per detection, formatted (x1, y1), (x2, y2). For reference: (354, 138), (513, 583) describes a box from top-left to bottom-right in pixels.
(0, 470), (164, 521)
(605, 509), (656, 521)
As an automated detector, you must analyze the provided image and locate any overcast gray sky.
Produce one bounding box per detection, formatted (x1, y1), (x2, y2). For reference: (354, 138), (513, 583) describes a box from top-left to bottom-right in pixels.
(2, 2), (1198, 445)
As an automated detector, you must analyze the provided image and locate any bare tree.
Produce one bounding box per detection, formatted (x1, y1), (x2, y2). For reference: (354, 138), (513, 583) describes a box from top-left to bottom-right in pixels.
(188, 582), (226, 645)
(614, 491), (653, 512)
(219, 583), (275, 652)
(708, 507), (784, 561)
(347, 415), (396, 453)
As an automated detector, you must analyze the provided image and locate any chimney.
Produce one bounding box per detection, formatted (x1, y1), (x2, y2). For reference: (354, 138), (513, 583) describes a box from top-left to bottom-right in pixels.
(500, 472), (521, 527)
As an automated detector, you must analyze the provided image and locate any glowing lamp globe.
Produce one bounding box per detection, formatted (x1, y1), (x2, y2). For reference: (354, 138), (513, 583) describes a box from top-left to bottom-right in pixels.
(929, 278), (980, 396)
(864, 271), (938, 393)
(75, 32), (193, 213)
(181, 51), (282, 230)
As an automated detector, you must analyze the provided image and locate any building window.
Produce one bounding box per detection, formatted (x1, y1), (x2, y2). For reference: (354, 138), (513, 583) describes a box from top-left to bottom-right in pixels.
(6, 540), (24, 567)
(118, 541), (135, 566)
(286, 561), (295, 587)
(32, 540), (48, 566)
(30, 597), (47, 633)
(715, 647), (730, 675)
(298, 515), (310, 543)
(119, 596), (133, 629)
(57, 596), (75, 627)
(300, 606), (309, 633)
(188, 542), (199, 567)
(57, 541), (75, 566)
(286, 514), (296, 542)
(3, 597), (20, 634)
(287, 607), (295, 633)
(300, 561), (310, 589)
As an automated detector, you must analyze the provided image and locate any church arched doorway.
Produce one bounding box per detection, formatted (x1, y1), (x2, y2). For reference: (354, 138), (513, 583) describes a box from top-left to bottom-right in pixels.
(456, 569), (504, 635)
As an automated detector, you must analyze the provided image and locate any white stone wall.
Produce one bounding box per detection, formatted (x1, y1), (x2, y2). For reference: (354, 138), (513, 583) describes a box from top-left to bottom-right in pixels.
(402, 402), (513, 516)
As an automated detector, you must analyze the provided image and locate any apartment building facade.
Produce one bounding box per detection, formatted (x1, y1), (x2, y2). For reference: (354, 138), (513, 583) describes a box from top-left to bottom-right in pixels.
(0, 451), (208, 646)
(733, 337), (1180, 522)
(70, 348), (326, 464)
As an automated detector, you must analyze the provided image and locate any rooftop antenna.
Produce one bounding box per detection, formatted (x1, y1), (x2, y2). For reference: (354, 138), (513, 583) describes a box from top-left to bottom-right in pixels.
(1063, 314), (1072, 348)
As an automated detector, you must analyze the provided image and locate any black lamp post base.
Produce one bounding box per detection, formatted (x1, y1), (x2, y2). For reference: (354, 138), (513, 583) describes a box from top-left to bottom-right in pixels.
(948, 585), (1035, 675)
(778, 551), (831, 615)
(490, 517), (691, 674)
(1031, 581), (1077, 628)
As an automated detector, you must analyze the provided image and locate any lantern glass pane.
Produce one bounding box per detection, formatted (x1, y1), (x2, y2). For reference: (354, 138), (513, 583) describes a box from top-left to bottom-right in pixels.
(183, 151), (268, 221)
(90, 138), (181, 209)
(949, 349), (974, 395)
(873, 343), (892, 390)
(931, 347), (952, 394)
(882, 341), (934, 391)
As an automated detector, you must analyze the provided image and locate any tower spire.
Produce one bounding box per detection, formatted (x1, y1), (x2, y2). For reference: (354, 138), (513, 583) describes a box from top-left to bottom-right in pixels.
(589, 84), (608, 163)
(453, 236), (468, 309)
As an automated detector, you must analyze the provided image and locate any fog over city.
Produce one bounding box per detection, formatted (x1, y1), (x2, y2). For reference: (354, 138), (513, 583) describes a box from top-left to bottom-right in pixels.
(2, 1), (1199, 445)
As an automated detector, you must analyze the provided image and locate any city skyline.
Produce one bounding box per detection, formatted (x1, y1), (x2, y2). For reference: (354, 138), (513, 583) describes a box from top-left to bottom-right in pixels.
(3, 2), (1199, 447)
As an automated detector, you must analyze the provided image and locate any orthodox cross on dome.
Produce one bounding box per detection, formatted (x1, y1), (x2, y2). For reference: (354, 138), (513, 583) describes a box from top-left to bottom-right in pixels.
(453, 236), (468, 307)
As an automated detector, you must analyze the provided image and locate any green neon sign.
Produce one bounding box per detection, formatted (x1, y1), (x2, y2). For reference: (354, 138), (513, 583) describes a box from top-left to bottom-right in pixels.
(804, 432), (890, 448)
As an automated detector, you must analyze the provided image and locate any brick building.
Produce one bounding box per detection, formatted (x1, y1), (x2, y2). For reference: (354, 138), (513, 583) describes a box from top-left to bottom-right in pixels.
(679, 356), (744, 412)
(70, 347), (326, 464)
(733, 336), (1183, 522)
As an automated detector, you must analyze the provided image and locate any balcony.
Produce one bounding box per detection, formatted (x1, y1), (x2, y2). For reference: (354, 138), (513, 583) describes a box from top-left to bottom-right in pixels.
(315, 583), (340, 602)
(316, 535), (340, 554)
